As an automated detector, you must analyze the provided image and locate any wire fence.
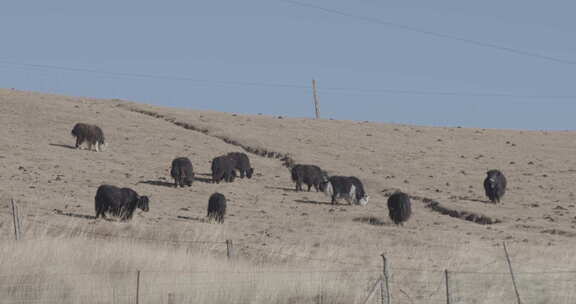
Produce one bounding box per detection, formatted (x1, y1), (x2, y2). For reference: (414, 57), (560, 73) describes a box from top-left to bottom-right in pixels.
(4, 202), (576, 303)
(3, 267), (576, 304)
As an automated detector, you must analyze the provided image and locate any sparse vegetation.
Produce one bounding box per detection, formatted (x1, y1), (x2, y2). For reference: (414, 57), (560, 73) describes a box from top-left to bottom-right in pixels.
(2, 89), (576, 303)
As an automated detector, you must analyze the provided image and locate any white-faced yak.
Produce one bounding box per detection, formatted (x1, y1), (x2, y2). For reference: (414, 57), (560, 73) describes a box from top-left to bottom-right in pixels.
(484, 169), (507, 203)
(323, 176), (369, 206)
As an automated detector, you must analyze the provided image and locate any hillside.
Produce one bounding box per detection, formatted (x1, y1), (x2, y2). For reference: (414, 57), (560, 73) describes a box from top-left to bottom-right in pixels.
(1, 88), (576, 303)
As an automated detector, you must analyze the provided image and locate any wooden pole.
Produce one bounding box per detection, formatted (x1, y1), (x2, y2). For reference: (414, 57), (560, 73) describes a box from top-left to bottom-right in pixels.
(226, 240), (234, 259)
(381, 254), (391, 304)
(136, 270), (141, 304)
(445, 269), (451, 304)
(11, 199), (20, 240)
(503, 242), (522, 304)
(16, 202), (22, 238)
(312, 79), (320, 119)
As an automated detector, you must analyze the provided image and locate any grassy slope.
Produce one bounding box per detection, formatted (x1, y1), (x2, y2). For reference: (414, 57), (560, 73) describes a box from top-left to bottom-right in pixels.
(1, 88), (576, 303)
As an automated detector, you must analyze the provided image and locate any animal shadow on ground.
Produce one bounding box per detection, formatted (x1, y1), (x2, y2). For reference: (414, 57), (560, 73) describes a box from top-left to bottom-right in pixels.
(294, 199), (331, 205)
(49, 143), (77, 150)
(353, 216), (390, 226)
(177, 215), (206, 223)
(265, 186), (298, 192)
(53, 209), (96, 220)
(194, 176), (213, 183)
(138, 180), (175, 187)
(452, 195), (493, 204)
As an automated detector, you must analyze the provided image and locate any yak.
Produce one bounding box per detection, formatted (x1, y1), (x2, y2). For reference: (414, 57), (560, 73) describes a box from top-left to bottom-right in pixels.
(95, 184), (149, 221)
(323, 176), (369, 205)
(227, 152), (254, 178)
(387, 192), (411, 225)
(348, 176), (368, 205)
(484, 169), (507, 203)
(170, 157), (194, 188)
(71, 123), (106, 152)
(211, 155), (237, 183)
(207, 192), (226, 223)
(290, 164), (328, 192)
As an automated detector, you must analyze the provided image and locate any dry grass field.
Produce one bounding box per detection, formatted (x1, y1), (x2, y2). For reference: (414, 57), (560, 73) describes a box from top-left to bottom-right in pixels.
(1, 88), (576, 303)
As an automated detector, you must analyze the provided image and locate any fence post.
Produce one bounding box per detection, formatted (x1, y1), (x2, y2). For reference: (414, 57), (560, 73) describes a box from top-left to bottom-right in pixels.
(17, 202), (22, 237)
(503, 242), (522, 304)
(226, 240), (234, 259)
(11, 199), (20, 240)
(445, 269), (451, 304)
(168, 292), (175, 304)
(136, 270), (141, 304)
(312, 79), (320, 119)
(381, 254), (391, 304)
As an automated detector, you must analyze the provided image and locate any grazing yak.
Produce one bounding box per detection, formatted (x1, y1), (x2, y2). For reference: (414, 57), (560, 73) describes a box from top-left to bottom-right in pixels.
(387, 192), (411, 225)
(207, 192), (226, 223)
(227, 152), (254, 178)
(323, 176), (369, 206)
(71, 123), (106, 152)
(95, 185), (149, 221)
(170, 157), (194, 188)
(211, 155), (237, 183)
(484, 169), (507, 203)
(291, 164), (328, 192)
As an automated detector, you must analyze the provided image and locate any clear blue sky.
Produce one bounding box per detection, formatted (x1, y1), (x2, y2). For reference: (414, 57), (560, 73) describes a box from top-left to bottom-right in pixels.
(2, 1), (576, 130)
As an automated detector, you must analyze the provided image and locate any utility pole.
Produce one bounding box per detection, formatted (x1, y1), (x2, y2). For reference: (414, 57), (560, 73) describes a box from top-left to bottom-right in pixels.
(312, 79), (320, 119)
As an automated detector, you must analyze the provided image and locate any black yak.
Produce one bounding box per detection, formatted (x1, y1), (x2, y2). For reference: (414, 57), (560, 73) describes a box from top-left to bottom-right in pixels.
(207, 192), (226, 223)
(323, 176), (369, 205)
(387, 192), (411, 225)
(227, 152), (254, 178)
(95, 185), (149, 221)
(211, 155), (237, 183)
(484, 169), (507, 203)
(71, 123), (106, 152)
(290, 164), (328, 192)
(170, 157), (194, 187)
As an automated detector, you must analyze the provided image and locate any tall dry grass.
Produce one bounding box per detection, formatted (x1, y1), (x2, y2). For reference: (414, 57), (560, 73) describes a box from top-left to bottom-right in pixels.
(0, 220), (378, 304)
(2, 218), (576, 303)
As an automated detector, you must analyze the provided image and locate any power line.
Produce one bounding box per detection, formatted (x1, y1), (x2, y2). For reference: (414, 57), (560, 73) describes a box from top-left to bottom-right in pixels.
(279, 0), (576, 65)
(0, 60), (310, 90)
(318, 86), (576, 100)
(1, 60), (575, 101)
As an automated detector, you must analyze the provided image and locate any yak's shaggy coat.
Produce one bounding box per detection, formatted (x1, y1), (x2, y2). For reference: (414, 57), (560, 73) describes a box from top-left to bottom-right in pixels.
(207, 192), (227, 223)
(95, 185), (149, 221)
(323, 176), (369, 206)
(71, 123), (106, 152)
(211, 155), (237, 183)
(387, 192), (411, 225)
(290, 164), (327, 192)
(227, 152), (254, 178)
(484, 169), (507, 203)
(171, 157), (194, 188)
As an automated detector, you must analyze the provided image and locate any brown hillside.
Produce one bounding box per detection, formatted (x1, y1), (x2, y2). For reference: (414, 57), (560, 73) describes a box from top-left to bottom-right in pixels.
(1, 88), (576, 302)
